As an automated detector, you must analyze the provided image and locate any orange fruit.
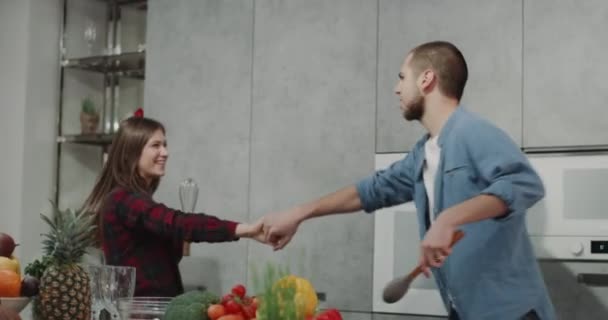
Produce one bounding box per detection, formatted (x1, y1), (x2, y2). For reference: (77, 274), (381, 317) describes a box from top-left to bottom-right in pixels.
(0, 269), (21, 297)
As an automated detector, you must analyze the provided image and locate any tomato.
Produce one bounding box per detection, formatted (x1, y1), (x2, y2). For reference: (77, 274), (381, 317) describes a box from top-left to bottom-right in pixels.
(225, 300), (242, 314)
(240, 304), (256, 319)
(251, 297), (259, 308)
(231, 284), (247, 298)
(221, 293), (235, 306)
(207, 304), (226, 320)
(217, 315), (245, 320)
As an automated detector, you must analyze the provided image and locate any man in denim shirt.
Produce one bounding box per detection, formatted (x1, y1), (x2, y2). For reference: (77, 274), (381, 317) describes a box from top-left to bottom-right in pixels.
(262, 41), (556, 320)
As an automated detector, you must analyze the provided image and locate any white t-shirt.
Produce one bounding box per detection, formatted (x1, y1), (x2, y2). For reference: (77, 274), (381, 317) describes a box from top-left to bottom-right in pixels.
(423, 136), (441, 224)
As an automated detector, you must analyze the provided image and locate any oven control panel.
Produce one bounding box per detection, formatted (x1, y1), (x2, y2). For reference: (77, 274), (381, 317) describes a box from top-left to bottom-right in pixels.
(532, 236), (608, 260)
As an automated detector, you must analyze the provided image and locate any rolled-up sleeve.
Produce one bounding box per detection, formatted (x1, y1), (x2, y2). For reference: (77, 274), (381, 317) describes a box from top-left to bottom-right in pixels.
(467, 122), (545, 218)
(356, 153), (416, 213)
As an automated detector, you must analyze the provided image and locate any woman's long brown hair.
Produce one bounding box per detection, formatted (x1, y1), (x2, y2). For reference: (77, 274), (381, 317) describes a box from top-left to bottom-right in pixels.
(83, 117), (165, 243)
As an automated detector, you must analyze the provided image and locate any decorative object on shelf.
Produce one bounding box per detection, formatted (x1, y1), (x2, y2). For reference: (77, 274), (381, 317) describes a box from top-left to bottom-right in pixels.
(80, 97), (100, 134)
(179, 178), (199, 256)
(84, 20), (97, 56)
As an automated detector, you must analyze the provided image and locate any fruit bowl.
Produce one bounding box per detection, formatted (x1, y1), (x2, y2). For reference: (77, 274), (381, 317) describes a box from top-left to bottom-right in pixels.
(0, 297), (31, 313)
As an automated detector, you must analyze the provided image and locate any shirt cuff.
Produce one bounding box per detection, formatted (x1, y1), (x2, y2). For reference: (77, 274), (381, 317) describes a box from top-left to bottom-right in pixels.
(356, 178), (377, 213)
(480, 180), (515, 218)
(226, 221), (240, 241)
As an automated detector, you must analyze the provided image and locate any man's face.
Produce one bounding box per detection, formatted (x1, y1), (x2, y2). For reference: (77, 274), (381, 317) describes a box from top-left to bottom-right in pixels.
(394, 54), (425, 121)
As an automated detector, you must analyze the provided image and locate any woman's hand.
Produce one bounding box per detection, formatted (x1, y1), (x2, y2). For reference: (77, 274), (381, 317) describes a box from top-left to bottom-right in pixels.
(235, 219), (267, 244)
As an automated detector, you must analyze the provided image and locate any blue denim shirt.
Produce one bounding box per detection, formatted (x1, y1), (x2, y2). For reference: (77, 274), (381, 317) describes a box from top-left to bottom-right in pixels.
(357, 107), (556, 320)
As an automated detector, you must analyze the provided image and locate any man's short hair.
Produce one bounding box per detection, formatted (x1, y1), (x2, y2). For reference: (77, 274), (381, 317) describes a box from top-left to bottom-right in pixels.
(409, 41), (468, 100)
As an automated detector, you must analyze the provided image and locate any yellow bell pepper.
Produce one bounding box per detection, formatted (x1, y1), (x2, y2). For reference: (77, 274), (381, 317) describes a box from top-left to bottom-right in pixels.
(0, 255), (20, 275)
(275, 275), (318, 318)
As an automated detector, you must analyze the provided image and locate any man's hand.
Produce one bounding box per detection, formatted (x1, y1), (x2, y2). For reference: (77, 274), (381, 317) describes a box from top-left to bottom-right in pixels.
(262, 205), (309, 251)
(416, 194), (507, 276)
(257, 186), (361, 250)
(419, 218), (456, 277)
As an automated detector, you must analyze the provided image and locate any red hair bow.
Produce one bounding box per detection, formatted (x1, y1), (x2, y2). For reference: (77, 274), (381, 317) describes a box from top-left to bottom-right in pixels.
(134, 108), (144, 118)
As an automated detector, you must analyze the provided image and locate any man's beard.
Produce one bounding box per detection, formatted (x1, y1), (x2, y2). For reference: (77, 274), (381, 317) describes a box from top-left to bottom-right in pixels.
(403, 94), (425, 121)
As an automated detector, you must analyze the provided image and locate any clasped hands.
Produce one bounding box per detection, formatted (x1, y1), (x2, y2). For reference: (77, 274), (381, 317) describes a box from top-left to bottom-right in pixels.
(240, 206), (458, 273)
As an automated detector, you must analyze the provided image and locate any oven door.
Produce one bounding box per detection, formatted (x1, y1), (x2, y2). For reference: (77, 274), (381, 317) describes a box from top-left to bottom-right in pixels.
(372, 153), (447, 316)
(527, 153), (608, 260)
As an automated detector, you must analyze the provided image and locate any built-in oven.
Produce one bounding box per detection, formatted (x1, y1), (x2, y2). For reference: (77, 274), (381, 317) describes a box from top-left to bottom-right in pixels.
(527, 153), (608, 260)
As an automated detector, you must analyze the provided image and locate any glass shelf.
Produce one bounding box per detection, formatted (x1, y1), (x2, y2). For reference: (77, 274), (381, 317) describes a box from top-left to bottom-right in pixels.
(98, 0), (147, 10)
(57, 133), (114, 146)
(61, 51), (145, 79)
(56, 0), (147, 206)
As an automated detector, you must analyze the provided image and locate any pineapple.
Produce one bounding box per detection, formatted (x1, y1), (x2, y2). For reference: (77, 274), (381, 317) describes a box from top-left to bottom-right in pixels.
(38, 206), (96, 320)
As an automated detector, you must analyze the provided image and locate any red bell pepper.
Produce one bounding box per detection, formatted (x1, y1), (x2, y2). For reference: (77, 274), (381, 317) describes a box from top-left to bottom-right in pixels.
(314, 309), (343, 320)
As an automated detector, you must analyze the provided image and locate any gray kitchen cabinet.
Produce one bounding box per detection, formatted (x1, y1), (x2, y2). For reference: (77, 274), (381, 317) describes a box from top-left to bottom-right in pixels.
(523, 0), (608, 149)
(377, 0), (523, 152)
(145, 0), (254, 295)
(247, 0), (377, 312)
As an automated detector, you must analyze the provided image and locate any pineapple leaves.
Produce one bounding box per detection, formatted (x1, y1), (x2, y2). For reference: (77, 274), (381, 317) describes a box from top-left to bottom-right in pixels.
(40, 203), (97, 265)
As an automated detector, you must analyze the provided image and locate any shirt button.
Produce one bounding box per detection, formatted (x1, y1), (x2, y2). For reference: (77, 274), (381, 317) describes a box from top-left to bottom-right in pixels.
(447, 293), (458, 310)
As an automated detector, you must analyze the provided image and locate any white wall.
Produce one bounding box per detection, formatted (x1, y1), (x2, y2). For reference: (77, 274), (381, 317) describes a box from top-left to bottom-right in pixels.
(0, 0), (31, 256)
(0, 0), (61, 263)
(19, 0), (62, 262)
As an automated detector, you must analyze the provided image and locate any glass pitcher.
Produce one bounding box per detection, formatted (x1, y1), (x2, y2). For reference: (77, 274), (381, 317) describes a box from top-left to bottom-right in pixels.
(87, 264), (136, 320)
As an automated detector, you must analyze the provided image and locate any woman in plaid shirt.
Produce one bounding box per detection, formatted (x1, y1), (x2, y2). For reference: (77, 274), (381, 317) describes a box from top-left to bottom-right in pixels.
(83, 117), (265, 297)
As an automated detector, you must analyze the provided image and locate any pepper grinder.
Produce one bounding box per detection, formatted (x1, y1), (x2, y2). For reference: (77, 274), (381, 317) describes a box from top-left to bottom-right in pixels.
(179, 178), (199, 256)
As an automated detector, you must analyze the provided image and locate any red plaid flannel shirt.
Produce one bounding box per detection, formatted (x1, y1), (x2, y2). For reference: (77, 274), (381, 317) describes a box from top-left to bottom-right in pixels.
(100, 187), (238, 297)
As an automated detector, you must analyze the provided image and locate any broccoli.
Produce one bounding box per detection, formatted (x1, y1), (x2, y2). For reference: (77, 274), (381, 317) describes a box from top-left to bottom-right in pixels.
(163, 290), (220, 320)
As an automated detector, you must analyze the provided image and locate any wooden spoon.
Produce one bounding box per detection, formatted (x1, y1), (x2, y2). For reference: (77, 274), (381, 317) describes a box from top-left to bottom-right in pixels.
(382, 230), (465, 304)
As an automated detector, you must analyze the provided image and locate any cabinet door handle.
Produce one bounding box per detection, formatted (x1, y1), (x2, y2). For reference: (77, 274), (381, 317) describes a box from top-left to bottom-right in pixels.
(577, 273), (608, 287)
